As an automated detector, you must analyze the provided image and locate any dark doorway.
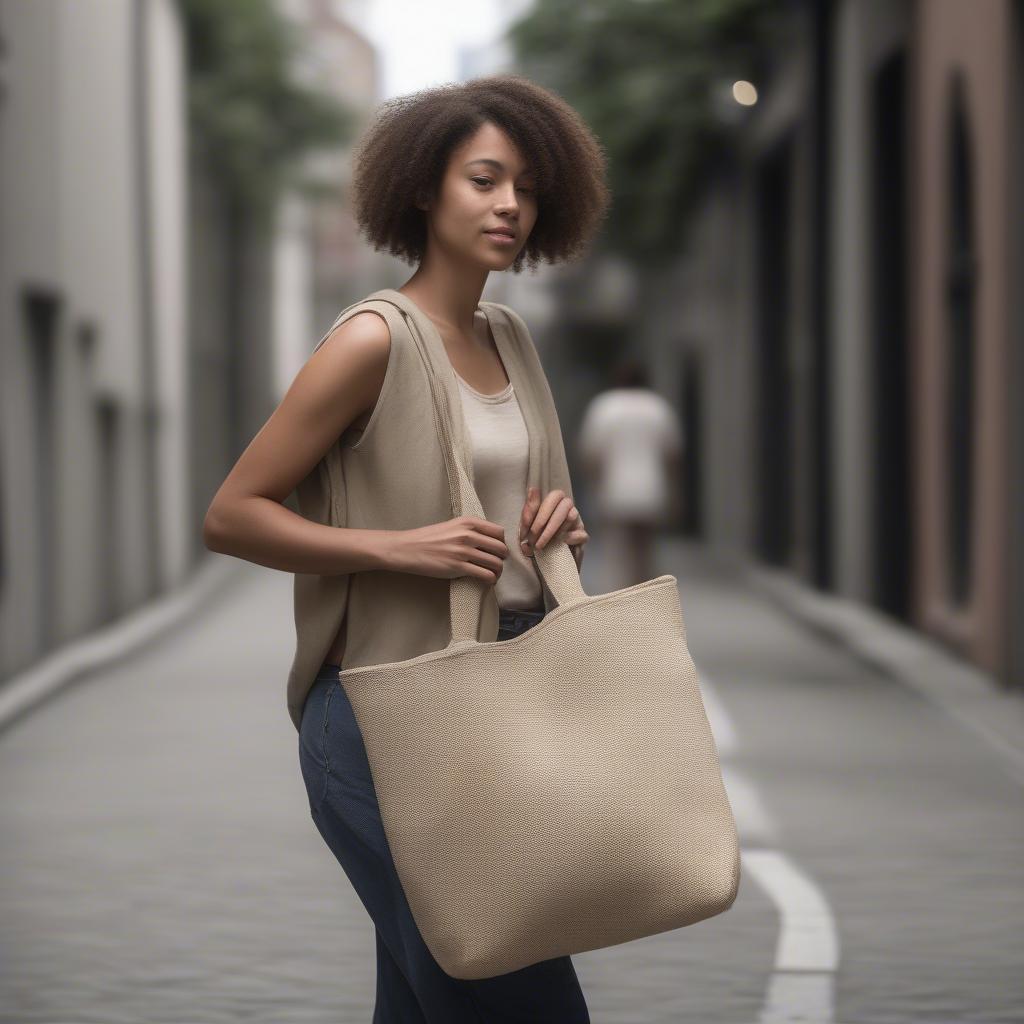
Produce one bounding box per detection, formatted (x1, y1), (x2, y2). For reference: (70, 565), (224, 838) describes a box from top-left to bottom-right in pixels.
(753, 138), (794, 565)
(945, 73), (977, 608)
(679, 349), (703, 536)
(23, 290), (61, 651)
(869, 48), (912, 620)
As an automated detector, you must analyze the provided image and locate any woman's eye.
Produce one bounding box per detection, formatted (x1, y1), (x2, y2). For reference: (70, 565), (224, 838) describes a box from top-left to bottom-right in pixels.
(471, 177), (534, 195)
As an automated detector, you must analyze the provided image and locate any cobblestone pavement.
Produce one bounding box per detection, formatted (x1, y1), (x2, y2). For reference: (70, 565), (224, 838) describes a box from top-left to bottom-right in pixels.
(1, 536), (1022, 1023)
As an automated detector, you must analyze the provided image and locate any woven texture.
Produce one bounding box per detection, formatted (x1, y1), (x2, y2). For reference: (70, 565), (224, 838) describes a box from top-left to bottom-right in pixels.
(338, 295), (741, 979)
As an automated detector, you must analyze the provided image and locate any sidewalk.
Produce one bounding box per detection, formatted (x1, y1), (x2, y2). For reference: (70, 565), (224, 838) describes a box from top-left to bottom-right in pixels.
(740, 558), (1024, 787)
(582, 532), (1024, 1024)
(1, 538), (1021, 1023)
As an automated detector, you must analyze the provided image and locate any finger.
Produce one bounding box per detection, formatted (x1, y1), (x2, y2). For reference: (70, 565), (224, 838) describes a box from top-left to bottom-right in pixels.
(520, 505), (538, 553)
(475, 533), (510, 558)
(563, 528), (588, 554)
(564, 509), (582, 540)
(466, 516), (506, 540)
(531, 504), (581, 552)
(526, 489), (568, 545)
(534, 497), (575, 549)
(463, 520), (508, 556)
(519, 486), (541, 541)
(519, 500), (538, 538)
(464, 552), (503, 577)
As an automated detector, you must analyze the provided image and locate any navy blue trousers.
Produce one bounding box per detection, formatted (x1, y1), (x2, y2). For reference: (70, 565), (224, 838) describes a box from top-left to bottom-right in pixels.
(298, 606), (591, 1023)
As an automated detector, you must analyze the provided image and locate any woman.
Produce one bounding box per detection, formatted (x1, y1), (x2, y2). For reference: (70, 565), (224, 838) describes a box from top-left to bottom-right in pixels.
(203, 74), (610, 1021)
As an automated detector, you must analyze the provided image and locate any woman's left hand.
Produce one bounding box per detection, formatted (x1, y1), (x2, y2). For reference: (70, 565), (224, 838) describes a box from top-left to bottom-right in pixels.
(519, 486), (588, 571)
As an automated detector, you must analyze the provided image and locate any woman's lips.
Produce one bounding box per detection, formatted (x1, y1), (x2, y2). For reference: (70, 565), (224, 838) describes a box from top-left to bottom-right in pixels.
(485, 231), (516, 245)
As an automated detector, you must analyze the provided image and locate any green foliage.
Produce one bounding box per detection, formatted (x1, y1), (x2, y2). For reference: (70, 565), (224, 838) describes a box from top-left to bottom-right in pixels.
(179, 0), (356, 223)
(509, 0), (778, 267)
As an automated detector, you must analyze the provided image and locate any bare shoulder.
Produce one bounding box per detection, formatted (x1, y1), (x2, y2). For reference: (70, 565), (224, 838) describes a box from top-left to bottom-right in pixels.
(306, 308), (396, 439)
(202, 307), (397, 513)
(317, 308), (392, 369)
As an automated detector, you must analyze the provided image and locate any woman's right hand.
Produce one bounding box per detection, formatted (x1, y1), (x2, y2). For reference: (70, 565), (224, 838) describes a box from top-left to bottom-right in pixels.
(385, 516), (509, 583)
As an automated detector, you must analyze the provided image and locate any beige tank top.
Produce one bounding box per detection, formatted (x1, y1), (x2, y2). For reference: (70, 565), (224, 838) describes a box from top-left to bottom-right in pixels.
(455, 370), (544, 611)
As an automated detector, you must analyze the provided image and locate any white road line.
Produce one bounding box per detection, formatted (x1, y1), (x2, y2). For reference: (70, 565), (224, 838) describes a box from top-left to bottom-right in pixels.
(743, 849), (839, 1023)
(695, 665), (778, 843)
(697, 667), (840, 1024)
(720, 765), (781, 844)
(696, 665), (738, 755)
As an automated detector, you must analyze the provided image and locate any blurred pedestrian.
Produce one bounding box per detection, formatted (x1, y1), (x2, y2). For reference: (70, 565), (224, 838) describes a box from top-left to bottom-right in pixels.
(578, 357), (684, 585)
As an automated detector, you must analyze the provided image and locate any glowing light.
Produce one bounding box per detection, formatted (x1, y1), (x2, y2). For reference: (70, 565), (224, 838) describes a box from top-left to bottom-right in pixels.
(732, 80), (758, 106)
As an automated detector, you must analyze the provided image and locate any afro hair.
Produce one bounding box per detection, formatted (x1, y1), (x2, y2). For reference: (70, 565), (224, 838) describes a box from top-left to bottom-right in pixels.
(349, 74), (611, 273)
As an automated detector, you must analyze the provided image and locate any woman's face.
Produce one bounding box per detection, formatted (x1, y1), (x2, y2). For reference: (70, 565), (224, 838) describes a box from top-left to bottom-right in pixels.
(420, 121), (538, 269)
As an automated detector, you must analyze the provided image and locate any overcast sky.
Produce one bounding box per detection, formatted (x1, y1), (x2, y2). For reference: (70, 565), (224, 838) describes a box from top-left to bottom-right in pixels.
(353, 0), (528, 99)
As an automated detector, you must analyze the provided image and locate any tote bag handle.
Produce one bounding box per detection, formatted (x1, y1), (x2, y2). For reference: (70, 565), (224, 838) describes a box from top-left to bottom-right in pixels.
(395, 302), (586, 646)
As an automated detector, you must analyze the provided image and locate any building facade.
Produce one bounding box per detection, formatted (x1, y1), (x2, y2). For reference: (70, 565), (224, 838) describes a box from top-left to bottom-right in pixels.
(0, 0), (189, 678)
(657, 0), (1023, 689)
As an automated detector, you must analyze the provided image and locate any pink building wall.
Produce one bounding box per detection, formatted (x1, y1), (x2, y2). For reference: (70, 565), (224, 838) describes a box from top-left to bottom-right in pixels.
(911, 0), (1011, 676)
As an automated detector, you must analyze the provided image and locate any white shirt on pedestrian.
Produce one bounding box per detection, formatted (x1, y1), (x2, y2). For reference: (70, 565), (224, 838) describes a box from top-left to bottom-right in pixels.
(578, 387), (683, 522)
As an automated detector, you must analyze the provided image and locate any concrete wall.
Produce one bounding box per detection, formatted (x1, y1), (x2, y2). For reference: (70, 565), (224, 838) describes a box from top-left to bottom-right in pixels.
(828, 0), (910, 598)
(0, 0), (188, 676)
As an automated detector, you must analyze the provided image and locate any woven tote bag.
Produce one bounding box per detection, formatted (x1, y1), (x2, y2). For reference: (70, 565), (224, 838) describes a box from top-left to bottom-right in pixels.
(335, 301), (741, 981)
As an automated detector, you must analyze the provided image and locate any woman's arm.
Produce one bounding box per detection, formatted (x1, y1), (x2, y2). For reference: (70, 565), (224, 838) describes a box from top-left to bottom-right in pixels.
(202, 312), (394, 576)
(203, 311), (511, 585)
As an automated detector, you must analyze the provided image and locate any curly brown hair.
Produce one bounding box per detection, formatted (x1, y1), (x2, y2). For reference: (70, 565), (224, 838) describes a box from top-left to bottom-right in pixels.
(349, 74), (611, 273)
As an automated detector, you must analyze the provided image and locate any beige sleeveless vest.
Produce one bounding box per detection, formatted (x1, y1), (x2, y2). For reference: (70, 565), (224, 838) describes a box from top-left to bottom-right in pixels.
(286, 289), (576, 731)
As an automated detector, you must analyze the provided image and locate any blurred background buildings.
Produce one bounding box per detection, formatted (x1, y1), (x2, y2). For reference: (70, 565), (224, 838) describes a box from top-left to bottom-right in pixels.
(2, 0), (1022, 695)
(667, 0), (1023, 689)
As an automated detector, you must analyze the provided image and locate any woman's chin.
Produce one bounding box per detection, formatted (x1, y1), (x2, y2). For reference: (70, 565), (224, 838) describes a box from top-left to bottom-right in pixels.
(481, 247), (519, 267)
